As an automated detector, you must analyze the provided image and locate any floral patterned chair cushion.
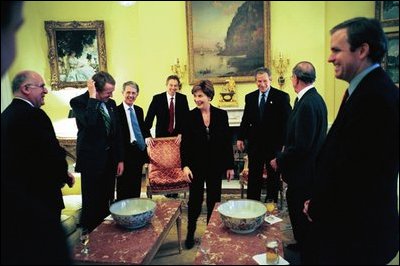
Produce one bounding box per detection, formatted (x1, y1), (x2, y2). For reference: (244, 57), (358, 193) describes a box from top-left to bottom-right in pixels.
(146, 137), (189, 197)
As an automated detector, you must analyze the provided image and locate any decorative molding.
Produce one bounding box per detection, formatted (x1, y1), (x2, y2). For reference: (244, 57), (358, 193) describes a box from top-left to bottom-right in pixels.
(222, 107), (244, 127)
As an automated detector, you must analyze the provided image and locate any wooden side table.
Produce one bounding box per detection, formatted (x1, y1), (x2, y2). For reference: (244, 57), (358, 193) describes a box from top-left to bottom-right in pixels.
(194, 203), (283, 265)
(74, 200), (182, 265)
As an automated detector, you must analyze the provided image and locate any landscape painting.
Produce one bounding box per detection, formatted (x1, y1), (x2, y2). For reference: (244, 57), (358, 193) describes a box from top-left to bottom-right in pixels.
(375, 1), (399, 27)
(384, 32), (399, 85)
(186, 1), (270, 84)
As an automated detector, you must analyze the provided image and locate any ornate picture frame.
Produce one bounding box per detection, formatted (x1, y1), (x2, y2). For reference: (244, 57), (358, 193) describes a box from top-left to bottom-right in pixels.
(383, 31), (399, 86)
(45, 20), (107, 90)
(375, 1), (399, 27)
(186, 1), (271, 85)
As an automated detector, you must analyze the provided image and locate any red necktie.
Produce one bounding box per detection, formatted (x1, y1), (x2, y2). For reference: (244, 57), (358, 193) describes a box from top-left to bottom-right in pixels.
(168, 97), (174, 134)
(338, 89), (349, 115)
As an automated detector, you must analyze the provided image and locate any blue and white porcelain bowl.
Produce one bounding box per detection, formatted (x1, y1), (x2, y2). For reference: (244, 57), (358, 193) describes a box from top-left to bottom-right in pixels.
(109, 198), (156, 229)
(218, 199), (266, 234)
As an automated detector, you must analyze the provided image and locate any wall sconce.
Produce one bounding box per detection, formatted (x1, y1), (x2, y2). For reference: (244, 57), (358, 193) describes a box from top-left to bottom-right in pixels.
(272, 52), (290, 88)
(171, 58), (187, 89)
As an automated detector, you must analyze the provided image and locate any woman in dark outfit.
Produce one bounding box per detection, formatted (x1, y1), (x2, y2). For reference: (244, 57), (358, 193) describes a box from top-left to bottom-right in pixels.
(181, 80), (235, 249)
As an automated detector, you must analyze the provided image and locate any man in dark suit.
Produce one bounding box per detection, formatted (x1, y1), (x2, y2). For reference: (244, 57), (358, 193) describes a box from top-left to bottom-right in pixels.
(303, 17), (399, 264)
(70, 71), (124, 232)
(181, 80), (234, 249)
(270, 62), (327, 256)
(237, 67), (291, 202)
(1, 71), (74, 264)
(145, 75), (190, 144)
(145, 75), (189, 198)
(116, 81), (150, 200)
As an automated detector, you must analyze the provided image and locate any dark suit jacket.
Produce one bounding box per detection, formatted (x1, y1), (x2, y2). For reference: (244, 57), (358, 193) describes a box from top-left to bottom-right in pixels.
(1, 99), (70, 264)
(145, 92), (189, 137)
(181, 105), (234, 175)
(238, 87), (291, 158)
(70, 91), (123, 173)
(308, 67), (399, 264)
(117, 103), (150, 164)
(277, 88), (327, 193)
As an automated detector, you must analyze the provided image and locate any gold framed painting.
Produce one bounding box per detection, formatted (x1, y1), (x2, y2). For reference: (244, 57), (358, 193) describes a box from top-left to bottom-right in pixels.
(186, 1), (271, 85)
(45, 20), (107, 90)
(383, 31), (399, 86)
(375, 1), (399, 27)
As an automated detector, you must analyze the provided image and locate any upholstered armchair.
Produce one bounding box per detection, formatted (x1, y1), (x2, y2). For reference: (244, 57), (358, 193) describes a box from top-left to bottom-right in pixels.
(145, 137), (189, 198)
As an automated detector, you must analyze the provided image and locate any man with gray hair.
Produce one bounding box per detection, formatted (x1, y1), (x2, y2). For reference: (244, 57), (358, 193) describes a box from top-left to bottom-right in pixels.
(116, 81), (150, 200)
(270, 61), (327, 259)
(1, 70), (73, 264)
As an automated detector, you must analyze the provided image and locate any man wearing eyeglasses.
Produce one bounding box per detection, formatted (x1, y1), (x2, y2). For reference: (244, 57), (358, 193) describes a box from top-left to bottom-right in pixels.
(22, 81), (47, 106)
(1, 70), (74, 264)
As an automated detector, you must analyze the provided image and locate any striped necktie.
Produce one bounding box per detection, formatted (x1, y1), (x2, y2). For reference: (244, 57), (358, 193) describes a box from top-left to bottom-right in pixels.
(99, 102), (111, 135)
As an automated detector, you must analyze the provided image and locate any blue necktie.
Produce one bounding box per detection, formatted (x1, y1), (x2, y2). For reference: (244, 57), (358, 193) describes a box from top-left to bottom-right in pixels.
(259, 92), (266, 119)
(129, 107), (145, 151)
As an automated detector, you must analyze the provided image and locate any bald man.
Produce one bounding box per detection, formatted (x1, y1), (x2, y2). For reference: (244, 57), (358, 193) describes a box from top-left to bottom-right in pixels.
(1, 71), (73, 264)
(270, 62), (327, 259)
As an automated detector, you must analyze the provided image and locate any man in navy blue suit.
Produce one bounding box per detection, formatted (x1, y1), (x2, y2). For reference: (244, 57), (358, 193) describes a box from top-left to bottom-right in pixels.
(303, 17), (399, 264)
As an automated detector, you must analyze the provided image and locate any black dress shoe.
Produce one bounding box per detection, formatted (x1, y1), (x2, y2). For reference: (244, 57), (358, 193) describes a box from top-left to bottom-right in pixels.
(185, 237), (195, 249)
(285, 243), (300, 251)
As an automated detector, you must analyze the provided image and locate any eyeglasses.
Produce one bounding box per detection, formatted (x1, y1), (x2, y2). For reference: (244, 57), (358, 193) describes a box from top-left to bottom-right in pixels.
(25, 84), (46, 90)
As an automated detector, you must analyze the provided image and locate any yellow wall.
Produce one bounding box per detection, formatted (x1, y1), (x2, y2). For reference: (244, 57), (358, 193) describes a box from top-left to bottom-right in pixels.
(324, 1), (374, 121)
(270, 1), (326, 110)
(5, 1), (375, 124)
